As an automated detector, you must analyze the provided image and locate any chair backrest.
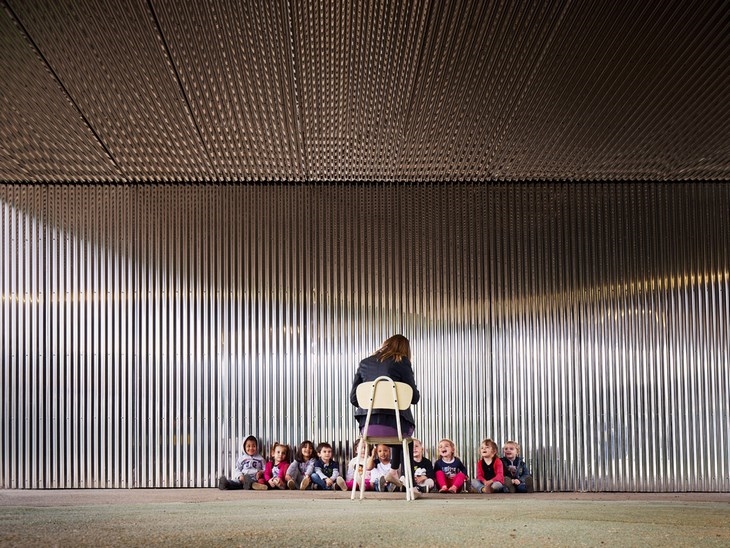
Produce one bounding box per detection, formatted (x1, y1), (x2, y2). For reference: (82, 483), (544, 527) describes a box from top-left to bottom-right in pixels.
(356, 376), (413, 411)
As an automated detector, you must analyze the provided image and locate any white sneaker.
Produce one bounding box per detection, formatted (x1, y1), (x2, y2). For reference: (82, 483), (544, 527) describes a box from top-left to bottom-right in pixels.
(411, 487), (422, 499)
(336, 477), (347, 491)
(385, 470), (403, 488)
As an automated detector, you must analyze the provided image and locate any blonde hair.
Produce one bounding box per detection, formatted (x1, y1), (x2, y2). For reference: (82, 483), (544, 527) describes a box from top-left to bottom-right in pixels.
(438, 438), (457, 456)
(503, 440), (521, 454)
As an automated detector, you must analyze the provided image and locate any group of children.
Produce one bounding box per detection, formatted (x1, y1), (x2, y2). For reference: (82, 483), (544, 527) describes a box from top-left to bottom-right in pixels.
(217, 436), (349, 491)
(218, 435), (533, 495)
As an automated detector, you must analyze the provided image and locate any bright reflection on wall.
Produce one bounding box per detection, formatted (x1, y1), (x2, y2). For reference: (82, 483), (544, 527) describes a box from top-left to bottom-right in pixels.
(1, 183), (728, 491)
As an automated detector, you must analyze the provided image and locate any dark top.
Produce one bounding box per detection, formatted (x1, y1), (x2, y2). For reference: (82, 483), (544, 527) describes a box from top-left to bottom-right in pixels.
(411, 456), (435, 480)
(349, 354), (420, 430)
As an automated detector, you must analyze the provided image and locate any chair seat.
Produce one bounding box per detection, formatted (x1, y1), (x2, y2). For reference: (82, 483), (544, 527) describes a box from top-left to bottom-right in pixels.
(362, 435), (413, 445)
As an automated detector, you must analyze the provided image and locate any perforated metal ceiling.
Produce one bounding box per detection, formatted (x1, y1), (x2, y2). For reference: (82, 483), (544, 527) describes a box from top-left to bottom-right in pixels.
(1, 0), (728, 182)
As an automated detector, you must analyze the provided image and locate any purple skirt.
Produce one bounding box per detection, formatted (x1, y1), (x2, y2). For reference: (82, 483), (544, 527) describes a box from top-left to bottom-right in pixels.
(361, 424), (414, 438)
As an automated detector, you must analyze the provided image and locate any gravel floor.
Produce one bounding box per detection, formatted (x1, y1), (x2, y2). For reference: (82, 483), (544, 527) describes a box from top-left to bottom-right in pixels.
(1, 490), (728, 547)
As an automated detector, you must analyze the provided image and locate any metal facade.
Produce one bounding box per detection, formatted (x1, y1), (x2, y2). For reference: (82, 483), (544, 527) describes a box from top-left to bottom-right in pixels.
(1, 183), (728, 491)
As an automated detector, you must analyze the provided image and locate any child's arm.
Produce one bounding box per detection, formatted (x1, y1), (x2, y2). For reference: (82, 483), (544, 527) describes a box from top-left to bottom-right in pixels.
(284, 461), (297, 481)
(458, 458), (469, 478)
(475, 459), (486, 483)
(366, 446), (377, 471)
(255, 456), (265, 480)
(493, 457), (505, 484)
(519, 458), (532, 482)
(424, 458), (436, 479)
(313, 461), (326, 481)
(263, 461), (274, 482)
(232, 455), (245, 481)
(304, 459), (315, 478)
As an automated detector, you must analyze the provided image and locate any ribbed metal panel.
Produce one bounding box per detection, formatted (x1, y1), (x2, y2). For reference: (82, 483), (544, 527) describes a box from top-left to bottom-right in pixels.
(1, 183), (728, 491)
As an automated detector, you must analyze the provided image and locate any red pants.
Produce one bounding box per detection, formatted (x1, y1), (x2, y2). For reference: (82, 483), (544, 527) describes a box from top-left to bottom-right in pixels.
(435, 470), (467, 491)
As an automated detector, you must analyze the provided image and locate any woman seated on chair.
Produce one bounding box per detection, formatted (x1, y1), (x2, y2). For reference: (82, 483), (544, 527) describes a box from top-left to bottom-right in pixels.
(349, 334), (420, 489)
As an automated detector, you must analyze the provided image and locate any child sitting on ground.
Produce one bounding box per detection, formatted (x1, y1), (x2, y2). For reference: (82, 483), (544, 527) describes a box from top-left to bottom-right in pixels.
(501, 440), (535, 493)
(367, 444), (402, 492)
(411, 438), (435, 493)
(434, 438), (468, 493)
(218, 435), (267, 490)
(263, 442), (290, 489)
(285, 440), (316, 490)
(470, 438), (505, 493)
(346, 439), (372, 491)
(311, 442), (347, 491)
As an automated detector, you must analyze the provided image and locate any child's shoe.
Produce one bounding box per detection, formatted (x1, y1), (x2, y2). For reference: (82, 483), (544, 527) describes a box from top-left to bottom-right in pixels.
(377, 477), (386, 492)
(251, 481), (268, 490)
(384, 470), (403, 488)
(438, 485), (448, 493)
(300, 476), (311, 490)
(218, 476), (229, 490)
(336, 477), (347, 491)
(287, 479), (297, 490)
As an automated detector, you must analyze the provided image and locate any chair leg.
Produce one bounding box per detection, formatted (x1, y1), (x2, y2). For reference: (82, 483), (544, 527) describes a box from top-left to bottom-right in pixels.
(351, 440), (368, 500)
(402, 439), (414, 501)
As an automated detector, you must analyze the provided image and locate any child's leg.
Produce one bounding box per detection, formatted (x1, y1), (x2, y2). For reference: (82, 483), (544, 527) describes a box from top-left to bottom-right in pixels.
(435, 470), (448, 490)
(450, 472), (467, 491)
(490, 480), (505, 492)
(310, 474), (327, 490)
(470, 478), (485, 493)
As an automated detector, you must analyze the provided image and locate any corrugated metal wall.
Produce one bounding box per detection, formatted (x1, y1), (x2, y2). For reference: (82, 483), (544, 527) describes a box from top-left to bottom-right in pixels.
(1, 183), (728, 491)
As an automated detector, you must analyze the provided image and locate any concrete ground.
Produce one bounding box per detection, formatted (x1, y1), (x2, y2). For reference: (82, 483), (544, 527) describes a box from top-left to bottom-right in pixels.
(1, 489), (728, 547)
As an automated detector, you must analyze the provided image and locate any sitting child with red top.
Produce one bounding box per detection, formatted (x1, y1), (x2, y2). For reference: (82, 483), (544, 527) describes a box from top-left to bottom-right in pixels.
(262, 442), (290, 489)
(470, 438), (505, 493)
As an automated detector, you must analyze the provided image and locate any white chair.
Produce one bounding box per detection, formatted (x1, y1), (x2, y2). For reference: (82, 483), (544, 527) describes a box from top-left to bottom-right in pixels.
(350, 375), (416, 501)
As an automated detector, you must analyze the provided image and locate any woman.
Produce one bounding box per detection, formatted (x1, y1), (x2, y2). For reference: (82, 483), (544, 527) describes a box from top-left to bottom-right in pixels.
(349, 334), (420, 488)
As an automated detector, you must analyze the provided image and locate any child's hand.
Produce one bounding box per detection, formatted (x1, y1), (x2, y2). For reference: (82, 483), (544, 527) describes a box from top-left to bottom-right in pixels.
(325, 478), (333, 487)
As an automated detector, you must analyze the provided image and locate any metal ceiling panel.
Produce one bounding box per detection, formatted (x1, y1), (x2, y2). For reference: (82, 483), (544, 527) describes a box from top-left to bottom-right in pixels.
(0, 0), (728, 181)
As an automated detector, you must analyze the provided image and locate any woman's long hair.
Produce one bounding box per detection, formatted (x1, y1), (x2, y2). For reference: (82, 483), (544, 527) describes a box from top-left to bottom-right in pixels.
(374, 334), (411, 363)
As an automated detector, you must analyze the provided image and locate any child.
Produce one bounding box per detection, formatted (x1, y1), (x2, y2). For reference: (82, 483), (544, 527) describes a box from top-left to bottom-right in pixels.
(311, 442), (347, 491)
(218, 435), (267, 490)
(346, 439), (372, 491)
(410, 438), (435, 493)
(263, 442), (290, 489)
(471, 438), (505, 493)
(285, 440), (316, 490)
(368, 444), (402, 492)
(434, 438), (468, 493)
(501, 440), (534, 493)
